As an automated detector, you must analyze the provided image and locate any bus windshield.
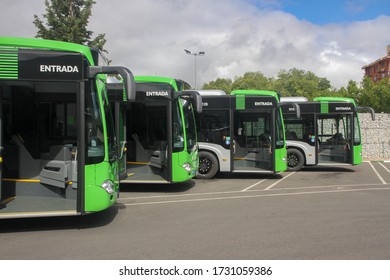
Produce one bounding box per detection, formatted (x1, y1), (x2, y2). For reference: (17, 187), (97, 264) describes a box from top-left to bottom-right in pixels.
(276, 110), (285, 149)
(85, 81), (105, 164)
(180, 97), (197, 153)
(101, 82), (117, 163)
(173, 99), (185, 152)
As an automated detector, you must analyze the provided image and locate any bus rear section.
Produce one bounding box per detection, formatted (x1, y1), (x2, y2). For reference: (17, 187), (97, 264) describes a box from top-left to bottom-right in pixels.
(196, 90), (287, 179)
(120, 76), (200, 184)
(0, 37), (135, 219)
(281, 97), (375, 171)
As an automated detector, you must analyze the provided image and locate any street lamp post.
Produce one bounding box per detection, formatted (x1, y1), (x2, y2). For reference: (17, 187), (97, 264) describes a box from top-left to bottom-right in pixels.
(184, 49), (205, 89)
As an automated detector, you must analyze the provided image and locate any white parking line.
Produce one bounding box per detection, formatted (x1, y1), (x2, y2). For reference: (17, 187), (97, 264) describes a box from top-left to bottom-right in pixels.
(368, 161), (387, 184)
(378, 162), (390, 174)
(117, 186), (390, 207)
(240, 175), (275, 192)
(117, 182), (387, 202)
(264, 172), (296, 190)
(241, 172), (295, 192)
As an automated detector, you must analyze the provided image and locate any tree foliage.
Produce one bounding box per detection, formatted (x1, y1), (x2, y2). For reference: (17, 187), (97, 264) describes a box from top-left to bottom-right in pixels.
(231, 72), (273, 91)
(358, 78), (390, 113)
(273, 68), (334, 98)
(201, 69), (390, 113)
(33, 0), (107, 52)
(202, 78), (233, 94)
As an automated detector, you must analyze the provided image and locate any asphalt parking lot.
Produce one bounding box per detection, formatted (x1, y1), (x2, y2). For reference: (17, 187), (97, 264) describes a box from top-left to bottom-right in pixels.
(1, 161), (390, 260)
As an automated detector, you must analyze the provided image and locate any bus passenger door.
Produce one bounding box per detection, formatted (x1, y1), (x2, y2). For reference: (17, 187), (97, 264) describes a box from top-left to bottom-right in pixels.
(232, 111), (272, 172)
(317, 114), (353, 165)
(0, 87), (3, 207)
(126, 102), (170, 183)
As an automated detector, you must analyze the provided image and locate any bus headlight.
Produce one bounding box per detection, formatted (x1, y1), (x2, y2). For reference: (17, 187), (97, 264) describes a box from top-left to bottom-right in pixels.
(101, 180), (115, 194)
(282, 157), (287, 162)
(182, 162), (192, 172)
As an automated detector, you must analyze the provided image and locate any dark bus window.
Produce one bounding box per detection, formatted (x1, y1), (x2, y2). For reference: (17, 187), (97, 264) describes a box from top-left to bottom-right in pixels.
(198, 110), (230, 149)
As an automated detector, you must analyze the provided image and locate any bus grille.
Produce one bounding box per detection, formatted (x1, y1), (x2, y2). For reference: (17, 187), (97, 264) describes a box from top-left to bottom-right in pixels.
(0, 47), (18, 79)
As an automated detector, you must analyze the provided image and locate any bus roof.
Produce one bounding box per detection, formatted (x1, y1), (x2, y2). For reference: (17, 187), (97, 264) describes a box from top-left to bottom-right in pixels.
(313, 96), (356, 105)
(231, 90), (280, 100)
(197, 90), (227, 96)
(280, 96), (308, 102)
(135, 76), (191, 91)
(0, 37), (95, 65)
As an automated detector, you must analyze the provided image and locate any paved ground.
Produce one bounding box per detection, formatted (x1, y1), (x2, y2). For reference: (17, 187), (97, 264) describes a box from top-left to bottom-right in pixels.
(1, 162), (390, 260)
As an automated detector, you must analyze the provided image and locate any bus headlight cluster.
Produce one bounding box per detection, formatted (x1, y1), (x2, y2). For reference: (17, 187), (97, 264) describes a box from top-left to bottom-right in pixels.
(182, 162), (192, 172)
(101, 180), (115, 194)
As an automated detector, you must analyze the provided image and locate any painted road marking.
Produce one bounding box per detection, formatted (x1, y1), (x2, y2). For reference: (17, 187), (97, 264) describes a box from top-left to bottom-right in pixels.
(264, 172), (296, 191)
(378, 162), (390, 174)
(240, 175), (276, 192)
(240, 172), (296, 192)
(117, 186), (390, 207)
(368, 161), (387, 184)
(118, 182), (388, 203)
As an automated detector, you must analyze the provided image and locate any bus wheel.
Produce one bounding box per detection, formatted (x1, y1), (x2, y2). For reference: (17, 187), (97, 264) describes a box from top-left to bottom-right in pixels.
(197, 151), (219, 179)
(287, 148), (304, 171)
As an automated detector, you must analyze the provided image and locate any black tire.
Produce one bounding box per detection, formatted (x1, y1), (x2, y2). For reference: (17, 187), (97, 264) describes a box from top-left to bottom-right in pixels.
(287, 148), (304, 171)
(196, 151), (219, 179)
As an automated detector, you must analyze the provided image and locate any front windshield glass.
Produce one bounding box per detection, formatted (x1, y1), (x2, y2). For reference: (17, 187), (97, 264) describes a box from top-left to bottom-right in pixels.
(353, 113), (361, 145)
(276, 109), (285, 149)
(180, 98), (197, 153)
(85, 81), (105, 164)
(173, 100), (185, 152)
(101, 81), (117, 162)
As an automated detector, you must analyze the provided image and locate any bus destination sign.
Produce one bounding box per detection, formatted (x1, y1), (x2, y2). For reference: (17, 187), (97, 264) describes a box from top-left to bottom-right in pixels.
(18, 49), (84, 81)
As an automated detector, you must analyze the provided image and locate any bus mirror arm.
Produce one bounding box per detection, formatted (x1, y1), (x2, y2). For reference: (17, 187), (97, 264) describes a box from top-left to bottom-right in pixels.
(88, 66), (136, 101)
(278, 102), (301, 119)
(175, 91), (203, 113)
(356, 107), (375, 121)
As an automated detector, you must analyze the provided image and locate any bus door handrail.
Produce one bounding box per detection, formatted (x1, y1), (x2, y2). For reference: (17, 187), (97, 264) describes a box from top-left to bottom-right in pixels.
(278, 102), (301, 119)
(356, 106), (375, 121)
(175, 90), (203, 113)
(88, 66), (136, 101)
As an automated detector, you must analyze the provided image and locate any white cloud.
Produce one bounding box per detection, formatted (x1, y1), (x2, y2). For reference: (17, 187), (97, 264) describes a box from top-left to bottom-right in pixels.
(1, 0), (389, 89)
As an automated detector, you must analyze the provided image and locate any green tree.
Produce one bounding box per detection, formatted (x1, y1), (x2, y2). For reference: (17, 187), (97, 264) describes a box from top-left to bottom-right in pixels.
(359, 78), (390, 113)
(33, 0), (107, 52)
(231, 72), (274, 91)
(338, 80), (361, 101)
(202, 77), (233, 94)
(273, 68), (334, 99)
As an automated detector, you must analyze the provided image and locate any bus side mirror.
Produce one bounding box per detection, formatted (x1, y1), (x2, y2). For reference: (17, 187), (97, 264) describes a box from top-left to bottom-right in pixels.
(88, 66), (136, 101)
(356, 106), (375, 121)
(278, 102), (301, 119)
(175, 91), (203, 113)
(194, 93), (202, 113)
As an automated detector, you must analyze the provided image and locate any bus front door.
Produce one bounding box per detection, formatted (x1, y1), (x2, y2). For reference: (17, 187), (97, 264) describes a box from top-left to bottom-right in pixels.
(0, 86), (3, 209)
(317, 114), (353, 165)
(125, 102), (170, 183)
(232, 111), (272, 172)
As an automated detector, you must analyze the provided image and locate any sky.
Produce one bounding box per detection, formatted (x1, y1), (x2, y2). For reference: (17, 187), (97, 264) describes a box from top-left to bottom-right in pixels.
(0, 0), (389, 89)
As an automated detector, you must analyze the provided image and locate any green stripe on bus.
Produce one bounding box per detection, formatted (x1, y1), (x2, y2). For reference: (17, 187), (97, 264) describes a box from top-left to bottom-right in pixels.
(236, 95), (245, 110)
(320, 101), (329, 113)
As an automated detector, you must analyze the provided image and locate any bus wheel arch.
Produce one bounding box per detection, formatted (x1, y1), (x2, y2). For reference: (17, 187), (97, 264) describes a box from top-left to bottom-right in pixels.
(197, 150), (219, 179)
(287, 148), (305, 171)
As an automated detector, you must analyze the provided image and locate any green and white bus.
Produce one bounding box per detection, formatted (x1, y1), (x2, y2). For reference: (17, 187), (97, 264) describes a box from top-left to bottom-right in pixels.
(117, 76), (202, 183)
(280, 96), (375, 171)
(196, 90), (300, 179)
(0, 37), (135, 219)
